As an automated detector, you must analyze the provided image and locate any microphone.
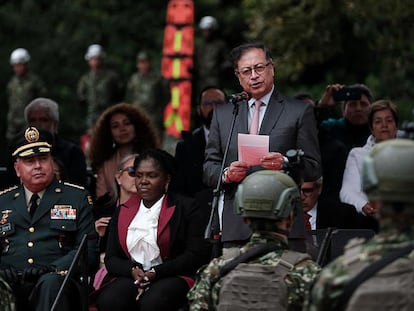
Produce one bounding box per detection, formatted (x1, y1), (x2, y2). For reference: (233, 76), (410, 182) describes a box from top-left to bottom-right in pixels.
(229, 91), (250, 103)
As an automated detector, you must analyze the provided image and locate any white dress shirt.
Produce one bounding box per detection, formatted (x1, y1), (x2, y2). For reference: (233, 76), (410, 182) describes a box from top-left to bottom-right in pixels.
(127, 195), (164, 270)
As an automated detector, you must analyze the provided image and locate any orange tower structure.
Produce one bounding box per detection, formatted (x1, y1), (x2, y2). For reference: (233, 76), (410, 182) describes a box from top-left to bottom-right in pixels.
(162, 0), (194, 138)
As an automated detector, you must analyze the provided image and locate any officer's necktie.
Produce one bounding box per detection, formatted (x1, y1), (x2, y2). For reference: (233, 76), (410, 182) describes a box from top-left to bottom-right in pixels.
(249, 100), (261, 135)
(304, 212), (312, 231)
(29, 193), (39, 217)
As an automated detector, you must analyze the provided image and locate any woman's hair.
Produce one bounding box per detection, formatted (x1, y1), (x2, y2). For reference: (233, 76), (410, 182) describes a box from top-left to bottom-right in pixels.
(89, 103), (160, 171)
(368, 99), (399, 130)
(133, 148), (176, 177)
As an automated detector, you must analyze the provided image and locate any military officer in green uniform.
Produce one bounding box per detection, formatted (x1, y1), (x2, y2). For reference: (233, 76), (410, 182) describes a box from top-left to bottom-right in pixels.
(307, 139), (414, 311)
(77, 44), (123, 129)
(6, 48), (47, 141)
(0, 127), (97, 311)
(188, 170), (320, 311)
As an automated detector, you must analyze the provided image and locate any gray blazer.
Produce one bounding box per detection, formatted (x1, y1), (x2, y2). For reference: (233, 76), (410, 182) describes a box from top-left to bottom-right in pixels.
(203, 89), (321, 243)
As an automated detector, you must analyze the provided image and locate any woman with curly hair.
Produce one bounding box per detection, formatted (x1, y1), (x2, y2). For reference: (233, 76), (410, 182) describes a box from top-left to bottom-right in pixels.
(89, 103), (159, 199)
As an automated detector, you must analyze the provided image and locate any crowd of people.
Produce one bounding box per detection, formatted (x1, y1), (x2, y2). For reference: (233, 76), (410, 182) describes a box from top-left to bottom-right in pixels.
(1, 15), (413, 311)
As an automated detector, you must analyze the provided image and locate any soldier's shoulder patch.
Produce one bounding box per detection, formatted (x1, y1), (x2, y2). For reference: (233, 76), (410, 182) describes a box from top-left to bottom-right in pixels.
(63, 182), (85, 190)
(0, 186), (18, 197)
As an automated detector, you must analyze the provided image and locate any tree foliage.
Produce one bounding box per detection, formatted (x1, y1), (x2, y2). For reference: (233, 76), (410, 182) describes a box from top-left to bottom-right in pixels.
(242, 0), (414, 118)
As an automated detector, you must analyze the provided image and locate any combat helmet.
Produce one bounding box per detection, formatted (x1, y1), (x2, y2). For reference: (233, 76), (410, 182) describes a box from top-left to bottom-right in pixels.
(362, 139), (414, 204)
(85, 44), (105, 60)
(10, 48), (30, 65)
(234, 170), (299, 220)
(199, 16), (218, 30)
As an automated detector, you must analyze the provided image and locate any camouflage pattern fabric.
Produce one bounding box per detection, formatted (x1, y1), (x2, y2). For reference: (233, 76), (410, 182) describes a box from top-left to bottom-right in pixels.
(188, 232), (320, 311)
(307, 221), (414, 311)
(77, 68), (123, 128)
(125, 71), (169, 135)
(6, 73), (47, 141)
(194, 37), (229, 96)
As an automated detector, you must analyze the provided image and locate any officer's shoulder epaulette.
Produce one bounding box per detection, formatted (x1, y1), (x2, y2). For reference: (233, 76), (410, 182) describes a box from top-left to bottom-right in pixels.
(0, 185), (18, 197)
(63, 182), (85, 190)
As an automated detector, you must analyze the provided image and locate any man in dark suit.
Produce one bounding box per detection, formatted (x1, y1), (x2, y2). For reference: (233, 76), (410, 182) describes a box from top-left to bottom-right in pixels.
(0, 127), (96, 311)
(173, 86), (226, 197)
(203, 42), (321, 254)
(301, 178), (359, 230)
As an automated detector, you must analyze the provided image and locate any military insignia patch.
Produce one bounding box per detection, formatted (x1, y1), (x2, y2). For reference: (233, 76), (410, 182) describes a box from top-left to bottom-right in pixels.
(25, 127), (40, 143)
(0, 210), (13, 225)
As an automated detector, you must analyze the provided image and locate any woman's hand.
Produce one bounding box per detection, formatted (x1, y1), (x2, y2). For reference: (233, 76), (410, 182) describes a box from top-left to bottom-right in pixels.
(95, 217), (112, 237)
(362, 203), (377, 216)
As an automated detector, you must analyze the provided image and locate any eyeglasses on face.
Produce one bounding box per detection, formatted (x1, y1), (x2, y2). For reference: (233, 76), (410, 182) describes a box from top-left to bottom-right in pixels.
(236, 62), (272, 78)
(119, 166), (135, 177)
(300, 186), (317, 196)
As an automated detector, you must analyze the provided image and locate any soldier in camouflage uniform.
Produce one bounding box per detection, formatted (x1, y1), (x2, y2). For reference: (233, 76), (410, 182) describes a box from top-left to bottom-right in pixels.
(188, 170), (320, 311)
(77, 44), (123, 129)
(125, 51), (169, 137)
(307, 139), (414, 311)
(194, 16), (230, 98)
(6, 48), (47, 141)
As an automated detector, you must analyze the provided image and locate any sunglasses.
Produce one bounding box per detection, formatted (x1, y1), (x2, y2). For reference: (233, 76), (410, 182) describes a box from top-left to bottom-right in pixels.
(119, 166), (135, 177)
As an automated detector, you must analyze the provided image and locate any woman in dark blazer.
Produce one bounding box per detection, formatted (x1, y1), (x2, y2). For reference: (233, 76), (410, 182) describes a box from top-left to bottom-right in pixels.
(96, 149), (207, 311)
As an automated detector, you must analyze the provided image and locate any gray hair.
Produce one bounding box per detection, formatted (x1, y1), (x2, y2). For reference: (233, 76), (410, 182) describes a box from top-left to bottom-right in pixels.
(117, 153), (139, 172)
(24, 98), (60, 123)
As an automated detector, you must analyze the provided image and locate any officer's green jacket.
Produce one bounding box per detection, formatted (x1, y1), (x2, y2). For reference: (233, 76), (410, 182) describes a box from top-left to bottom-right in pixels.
(0, 178), (96, 272)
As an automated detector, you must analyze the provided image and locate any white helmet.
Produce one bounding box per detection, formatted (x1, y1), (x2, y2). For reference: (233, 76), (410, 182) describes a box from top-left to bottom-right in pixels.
(84, 44), (105, 60)
(199, 16), (218, 30)
(10, 48), (30, 65)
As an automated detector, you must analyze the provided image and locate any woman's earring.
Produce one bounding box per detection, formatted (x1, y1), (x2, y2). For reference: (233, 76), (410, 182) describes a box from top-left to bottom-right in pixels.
(112, 140), (116, 149)
(164, 183), (169, 193)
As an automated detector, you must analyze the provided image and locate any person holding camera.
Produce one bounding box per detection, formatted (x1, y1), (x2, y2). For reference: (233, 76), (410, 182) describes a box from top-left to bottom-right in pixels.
(314, 84), (374, 201)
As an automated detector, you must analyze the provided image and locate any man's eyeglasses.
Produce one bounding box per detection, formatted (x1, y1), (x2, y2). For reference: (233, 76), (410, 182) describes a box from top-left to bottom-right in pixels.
(236, 62), (272, 78)
(119, 166), (135, 177)
(300, 186), (317, 196)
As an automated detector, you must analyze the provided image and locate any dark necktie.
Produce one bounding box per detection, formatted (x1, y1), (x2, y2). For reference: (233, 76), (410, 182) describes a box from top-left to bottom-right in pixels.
(29, 193), (39, 217)
(304, 212), (312, 231)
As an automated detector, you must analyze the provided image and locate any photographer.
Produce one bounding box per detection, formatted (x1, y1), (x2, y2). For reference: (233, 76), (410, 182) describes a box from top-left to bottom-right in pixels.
(314, 84), (374, 201)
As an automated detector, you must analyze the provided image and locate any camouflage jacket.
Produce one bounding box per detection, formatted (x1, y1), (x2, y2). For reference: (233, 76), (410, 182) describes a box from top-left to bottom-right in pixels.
(187, 232), (320, 311)
(6, 72), (47, 140)
(77, 68), (123, 128)
(307, 222), (414, 311)
(125, 71), (169, 133)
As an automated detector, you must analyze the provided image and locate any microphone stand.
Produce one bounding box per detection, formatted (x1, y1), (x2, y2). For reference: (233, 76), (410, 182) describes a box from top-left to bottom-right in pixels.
(204, 97), (243, 258)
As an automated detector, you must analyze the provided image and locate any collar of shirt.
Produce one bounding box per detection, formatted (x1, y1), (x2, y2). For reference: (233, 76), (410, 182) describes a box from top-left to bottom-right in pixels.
(202, 125), (210, 143)
(24, 186), (45, 207)
(308, 202), (318, 230)
(247, 84), (274, 107)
